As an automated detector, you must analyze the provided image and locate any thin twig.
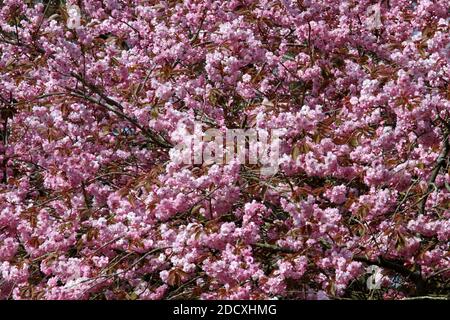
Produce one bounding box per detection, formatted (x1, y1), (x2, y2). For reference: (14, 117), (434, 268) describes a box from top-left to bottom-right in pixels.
(418, 131), (449, 215)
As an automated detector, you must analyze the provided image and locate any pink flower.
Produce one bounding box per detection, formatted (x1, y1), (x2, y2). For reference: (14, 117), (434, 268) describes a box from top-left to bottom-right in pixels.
(0, 0), (448, 300)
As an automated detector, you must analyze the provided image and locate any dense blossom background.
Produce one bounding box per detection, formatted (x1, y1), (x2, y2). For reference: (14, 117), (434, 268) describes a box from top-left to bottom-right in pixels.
(0, 0), (449, 300)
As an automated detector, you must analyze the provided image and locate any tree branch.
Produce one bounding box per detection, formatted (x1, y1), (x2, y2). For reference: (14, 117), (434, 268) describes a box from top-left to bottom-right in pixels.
(353, 255), (427, 295)
(253, 242), (296, 253)
(419, 131), (449, 215)
(67, 88), (172, 149)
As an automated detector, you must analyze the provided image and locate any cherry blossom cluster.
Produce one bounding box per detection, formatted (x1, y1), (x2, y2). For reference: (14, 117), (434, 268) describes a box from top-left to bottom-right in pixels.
(0, 0), (448, 300)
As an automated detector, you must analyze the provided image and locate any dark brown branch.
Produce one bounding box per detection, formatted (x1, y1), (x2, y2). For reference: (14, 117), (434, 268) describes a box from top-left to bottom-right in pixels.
(1, 117), (8, 183)
(253, 242), (430, 294)
(67, 89), (172, 149)
(71, 72), (125, 111)
(69, 72), (173, 148)
(253, 242), (296, 253)
(419, 131), (449, 215)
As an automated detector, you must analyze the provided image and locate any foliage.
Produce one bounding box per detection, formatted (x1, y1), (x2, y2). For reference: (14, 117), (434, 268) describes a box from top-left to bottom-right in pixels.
(0, 0), (449, 300)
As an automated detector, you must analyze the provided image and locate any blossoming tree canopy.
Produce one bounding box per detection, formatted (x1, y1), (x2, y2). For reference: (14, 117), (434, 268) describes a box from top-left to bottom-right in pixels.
(0, 0), (449, 300)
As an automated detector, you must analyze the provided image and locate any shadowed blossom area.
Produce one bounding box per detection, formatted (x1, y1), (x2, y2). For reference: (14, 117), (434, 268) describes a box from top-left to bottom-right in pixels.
(0, 0), (449, 300)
